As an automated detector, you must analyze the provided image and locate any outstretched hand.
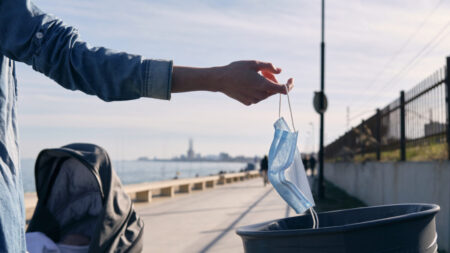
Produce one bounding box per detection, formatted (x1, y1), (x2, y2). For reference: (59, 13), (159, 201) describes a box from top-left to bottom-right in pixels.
(171, 60), (294, 105)
(218, 61), (293, 105)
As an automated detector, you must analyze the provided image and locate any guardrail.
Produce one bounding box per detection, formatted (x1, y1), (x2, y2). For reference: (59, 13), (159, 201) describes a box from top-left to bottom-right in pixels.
(24, 171), (260, 219)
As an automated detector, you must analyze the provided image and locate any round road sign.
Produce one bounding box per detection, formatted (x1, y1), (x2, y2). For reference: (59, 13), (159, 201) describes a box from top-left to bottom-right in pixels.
(313, 91), (328, 114)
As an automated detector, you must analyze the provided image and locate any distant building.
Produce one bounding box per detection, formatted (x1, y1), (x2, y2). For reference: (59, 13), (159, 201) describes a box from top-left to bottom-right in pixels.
(204, 154), (219, 160)
(187, 139), (195, 159)
(137, 156), (150, 161)
(424, 121), (446, 136)
(219, 152), (230, 161)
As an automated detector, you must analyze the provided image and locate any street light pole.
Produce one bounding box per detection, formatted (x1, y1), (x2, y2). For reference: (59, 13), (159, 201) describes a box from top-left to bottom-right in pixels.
(318, 0), (326, 200)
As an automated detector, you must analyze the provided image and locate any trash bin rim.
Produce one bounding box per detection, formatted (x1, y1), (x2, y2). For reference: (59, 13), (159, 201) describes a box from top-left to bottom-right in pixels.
(236, 203), (439, 237)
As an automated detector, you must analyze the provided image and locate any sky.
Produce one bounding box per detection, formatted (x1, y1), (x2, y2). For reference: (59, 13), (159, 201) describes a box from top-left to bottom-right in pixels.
(16, 0), (450, 160)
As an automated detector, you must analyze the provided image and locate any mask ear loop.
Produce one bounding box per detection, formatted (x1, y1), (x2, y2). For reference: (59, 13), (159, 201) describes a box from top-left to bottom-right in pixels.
(310, 207), (319, 229)
(279, 85), (318, 229)
(278, 85), (296, 132)
(278, 94), (282, 119)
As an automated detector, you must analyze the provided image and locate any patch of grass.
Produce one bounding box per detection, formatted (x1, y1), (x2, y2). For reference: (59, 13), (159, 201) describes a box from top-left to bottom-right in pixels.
(350, 140), (447, 162)
(406, 142), (447, 161)
(353, 152), (377, 162)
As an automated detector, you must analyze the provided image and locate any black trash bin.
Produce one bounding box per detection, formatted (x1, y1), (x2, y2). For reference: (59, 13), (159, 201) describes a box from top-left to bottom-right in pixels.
(236, 204), (439, 253)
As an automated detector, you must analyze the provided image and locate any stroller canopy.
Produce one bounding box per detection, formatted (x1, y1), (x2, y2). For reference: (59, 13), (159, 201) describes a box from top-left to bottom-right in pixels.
(27, 143), (144, 252)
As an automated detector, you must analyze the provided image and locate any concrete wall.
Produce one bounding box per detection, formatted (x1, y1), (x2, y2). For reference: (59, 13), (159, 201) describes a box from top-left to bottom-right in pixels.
(325, 161), (450, 251)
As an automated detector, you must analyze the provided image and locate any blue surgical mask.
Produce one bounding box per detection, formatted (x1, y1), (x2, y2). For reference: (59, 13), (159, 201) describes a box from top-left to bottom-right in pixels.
(268, 117), (315, 214)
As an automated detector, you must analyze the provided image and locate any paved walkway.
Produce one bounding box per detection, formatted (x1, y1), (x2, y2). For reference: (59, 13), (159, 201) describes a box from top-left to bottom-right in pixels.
(137, 178), (289, 253)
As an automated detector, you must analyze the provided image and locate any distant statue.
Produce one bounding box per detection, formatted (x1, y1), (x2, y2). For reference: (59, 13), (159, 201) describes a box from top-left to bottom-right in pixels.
(260, 155), (269, 186)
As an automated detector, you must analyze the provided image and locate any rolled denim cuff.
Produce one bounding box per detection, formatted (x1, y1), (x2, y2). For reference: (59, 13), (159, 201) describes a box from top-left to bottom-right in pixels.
(143, 59), (172, 100)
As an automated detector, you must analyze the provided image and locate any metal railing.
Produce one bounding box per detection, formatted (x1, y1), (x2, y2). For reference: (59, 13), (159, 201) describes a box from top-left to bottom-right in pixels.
(325, 57), (450, 162)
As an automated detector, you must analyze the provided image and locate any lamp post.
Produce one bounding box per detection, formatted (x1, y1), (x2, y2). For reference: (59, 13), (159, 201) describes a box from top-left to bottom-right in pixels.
(318, 0), (326, 199)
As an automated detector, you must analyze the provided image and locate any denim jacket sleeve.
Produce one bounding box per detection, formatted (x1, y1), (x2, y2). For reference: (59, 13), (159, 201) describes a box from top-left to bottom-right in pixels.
(0, 0), (172, 101)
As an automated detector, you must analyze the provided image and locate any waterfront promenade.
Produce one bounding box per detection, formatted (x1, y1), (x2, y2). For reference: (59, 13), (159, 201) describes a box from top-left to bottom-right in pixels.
(137, 178), (287, 253)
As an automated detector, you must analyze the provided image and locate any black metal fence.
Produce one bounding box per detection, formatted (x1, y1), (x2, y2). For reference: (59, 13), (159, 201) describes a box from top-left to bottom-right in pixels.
(325, 57), (450, 161)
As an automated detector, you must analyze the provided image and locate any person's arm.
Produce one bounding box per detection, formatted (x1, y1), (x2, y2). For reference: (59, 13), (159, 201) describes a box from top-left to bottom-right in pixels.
(172, 61), (293, 105)
(0, 0), (171, 101)
(0, 0), (292, 104)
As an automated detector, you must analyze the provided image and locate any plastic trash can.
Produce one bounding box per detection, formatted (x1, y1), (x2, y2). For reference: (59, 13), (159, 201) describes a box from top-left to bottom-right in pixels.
(236, 203), (439, 253)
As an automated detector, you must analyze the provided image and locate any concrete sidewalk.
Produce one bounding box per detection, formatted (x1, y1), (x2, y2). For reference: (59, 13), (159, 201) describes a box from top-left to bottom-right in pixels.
(137, 178), (289, 253)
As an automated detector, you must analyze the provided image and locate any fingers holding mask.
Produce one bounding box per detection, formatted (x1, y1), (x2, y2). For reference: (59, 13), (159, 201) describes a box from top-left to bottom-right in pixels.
(263, 77), (294, 96)
(220, 60), (294, 105)
(245, 79), (294, 106)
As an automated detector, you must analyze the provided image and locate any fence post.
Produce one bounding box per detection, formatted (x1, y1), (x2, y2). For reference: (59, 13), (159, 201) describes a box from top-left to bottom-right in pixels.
(376, 109), (381, 161)
(446, 57), (450, 160)
(400, 91), (406, 161)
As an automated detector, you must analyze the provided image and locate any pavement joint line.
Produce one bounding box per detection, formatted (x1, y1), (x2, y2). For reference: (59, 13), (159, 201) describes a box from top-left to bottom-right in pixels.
(198, 187), (273, 253)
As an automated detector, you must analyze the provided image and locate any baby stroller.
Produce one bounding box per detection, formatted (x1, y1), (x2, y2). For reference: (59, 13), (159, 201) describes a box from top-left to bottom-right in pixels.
(27, 143), (144, 252)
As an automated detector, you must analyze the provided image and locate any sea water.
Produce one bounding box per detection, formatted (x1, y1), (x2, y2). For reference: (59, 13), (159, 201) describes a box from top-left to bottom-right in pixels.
(20, 159), (247, 193)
